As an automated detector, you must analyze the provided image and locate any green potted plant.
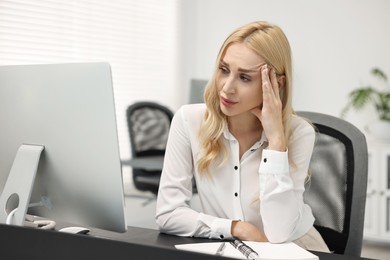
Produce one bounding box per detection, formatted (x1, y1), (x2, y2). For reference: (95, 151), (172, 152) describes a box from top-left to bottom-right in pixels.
(342, 67), (390, 140)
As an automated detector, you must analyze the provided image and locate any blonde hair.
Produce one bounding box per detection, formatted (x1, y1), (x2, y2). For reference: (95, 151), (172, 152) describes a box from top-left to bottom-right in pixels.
(197, 21), (294, 175)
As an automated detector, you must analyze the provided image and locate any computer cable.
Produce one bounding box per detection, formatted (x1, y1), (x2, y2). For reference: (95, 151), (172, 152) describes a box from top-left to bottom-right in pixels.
(5, 199), (56, 230)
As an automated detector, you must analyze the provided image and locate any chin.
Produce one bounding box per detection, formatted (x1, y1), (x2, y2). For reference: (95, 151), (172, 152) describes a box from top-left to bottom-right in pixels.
(220, 106), (238, 117)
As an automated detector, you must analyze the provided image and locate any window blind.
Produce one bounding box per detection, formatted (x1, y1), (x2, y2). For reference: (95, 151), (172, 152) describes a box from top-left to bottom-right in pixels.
(0, 0), (179, 159)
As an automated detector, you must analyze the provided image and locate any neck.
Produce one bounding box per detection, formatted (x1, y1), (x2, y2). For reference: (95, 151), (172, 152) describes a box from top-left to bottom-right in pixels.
(227, 112), (262, 135)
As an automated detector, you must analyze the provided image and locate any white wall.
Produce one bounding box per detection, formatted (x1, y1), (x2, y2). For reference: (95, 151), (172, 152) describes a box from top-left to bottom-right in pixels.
(177, 0), (390, 134)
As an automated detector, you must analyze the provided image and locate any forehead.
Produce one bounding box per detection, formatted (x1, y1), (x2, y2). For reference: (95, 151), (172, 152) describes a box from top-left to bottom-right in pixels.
(222, 42), (265, 69)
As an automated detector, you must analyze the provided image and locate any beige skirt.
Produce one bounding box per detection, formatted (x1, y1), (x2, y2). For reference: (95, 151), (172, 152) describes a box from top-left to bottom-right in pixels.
(293, 226), (330, 253)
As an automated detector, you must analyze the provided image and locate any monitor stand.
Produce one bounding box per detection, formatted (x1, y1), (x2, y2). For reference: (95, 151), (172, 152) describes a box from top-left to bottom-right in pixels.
(0, 144), (44, 226)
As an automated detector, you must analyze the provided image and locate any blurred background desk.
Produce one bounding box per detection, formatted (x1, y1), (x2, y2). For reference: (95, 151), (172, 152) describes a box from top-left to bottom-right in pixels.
(122, 156), (164, 198)
(121, 156), (164, 171)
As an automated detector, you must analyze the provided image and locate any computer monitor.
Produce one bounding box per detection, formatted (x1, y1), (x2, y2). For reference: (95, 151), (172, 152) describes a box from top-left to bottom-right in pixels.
(0, 62), (127, 233)
(189, 79), (208, 104)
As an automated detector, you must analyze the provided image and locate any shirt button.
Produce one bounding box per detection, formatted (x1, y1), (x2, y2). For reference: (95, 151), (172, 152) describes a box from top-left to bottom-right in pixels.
(234, 192), (238, 197)
(263, 158), (267, 163)
(234, 166), (238, 170)
(220, 235), (224, 239)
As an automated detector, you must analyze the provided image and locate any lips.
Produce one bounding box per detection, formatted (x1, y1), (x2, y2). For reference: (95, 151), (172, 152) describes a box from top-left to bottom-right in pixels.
(220, 96), (237, 106)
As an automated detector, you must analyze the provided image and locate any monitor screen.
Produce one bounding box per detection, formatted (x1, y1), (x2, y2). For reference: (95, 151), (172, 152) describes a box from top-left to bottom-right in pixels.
(189, 79), (207, 104)
(0, 62), (127, 233)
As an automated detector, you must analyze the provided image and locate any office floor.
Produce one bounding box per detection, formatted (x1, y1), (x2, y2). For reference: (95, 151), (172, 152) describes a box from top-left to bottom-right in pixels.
(122, 171), (390, 260)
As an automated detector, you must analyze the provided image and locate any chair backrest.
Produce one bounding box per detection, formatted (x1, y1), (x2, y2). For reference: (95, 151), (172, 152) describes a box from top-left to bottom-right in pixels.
(296, 111), (368, 256)
(127, 102), (173, 158)
(126, 102), (173, 195)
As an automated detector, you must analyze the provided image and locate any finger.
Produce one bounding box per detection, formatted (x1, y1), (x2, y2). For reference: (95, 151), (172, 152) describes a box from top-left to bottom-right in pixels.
(261, 65), (270, 86)
(261, 65), (273, 97)
(269, 68), (280, 99)
(262, 66), (279, 111)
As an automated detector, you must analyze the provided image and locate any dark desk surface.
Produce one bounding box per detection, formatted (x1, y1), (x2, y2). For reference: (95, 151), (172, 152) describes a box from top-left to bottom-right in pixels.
(0, 224), (375, 260)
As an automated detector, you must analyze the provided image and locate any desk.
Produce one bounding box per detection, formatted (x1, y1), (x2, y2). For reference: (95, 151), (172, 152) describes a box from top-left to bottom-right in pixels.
(121, 156), (164, 171)
(0, 224), (375, 260)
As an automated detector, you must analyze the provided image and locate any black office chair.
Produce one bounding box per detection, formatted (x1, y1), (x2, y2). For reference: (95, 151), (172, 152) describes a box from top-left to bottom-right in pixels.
(126, 102), (173, 196)
(297, 111), (368, 257)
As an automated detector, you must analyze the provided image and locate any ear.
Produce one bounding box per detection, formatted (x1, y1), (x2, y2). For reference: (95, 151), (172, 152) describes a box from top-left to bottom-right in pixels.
(277, 75), (286, 91)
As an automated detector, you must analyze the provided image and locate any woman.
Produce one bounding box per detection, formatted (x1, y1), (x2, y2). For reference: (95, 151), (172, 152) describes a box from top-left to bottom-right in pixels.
(155, 21), (329, 252)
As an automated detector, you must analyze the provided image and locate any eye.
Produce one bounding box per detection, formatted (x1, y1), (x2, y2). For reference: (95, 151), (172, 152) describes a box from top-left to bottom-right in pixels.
(240, 74), (251, 82)
(219, 66), (229, 74)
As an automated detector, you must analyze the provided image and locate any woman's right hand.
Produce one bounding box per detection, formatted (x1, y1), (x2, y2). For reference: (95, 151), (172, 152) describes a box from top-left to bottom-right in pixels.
(251, 64), (286, 152)
(231, 220), (268, 242)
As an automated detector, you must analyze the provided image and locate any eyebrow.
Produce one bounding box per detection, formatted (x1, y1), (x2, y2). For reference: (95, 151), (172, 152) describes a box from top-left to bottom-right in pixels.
(220, 60), (263, 73)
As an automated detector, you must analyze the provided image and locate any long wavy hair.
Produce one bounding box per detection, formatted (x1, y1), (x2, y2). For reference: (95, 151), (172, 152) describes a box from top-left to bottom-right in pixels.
(197, 21), (294, 175)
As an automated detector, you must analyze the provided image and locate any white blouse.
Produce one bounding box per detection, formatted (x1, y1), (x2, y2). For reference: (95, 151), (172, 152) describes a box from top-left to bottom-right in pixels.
(155, 104), (316, 243)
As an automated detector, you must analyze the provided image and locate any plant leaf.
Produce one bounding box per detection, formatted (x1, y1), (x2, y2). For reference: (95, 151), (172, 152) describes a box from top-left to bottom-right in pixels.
(371, 67), (388, 82)
(349, 87), (373, 109)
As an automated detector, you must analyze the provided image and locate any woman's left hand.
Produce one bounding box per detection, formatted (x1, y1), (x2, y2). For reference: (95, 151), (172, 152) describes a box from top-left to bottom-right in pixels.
(231, 220), (268, 242)
(251, 64), (286, 151)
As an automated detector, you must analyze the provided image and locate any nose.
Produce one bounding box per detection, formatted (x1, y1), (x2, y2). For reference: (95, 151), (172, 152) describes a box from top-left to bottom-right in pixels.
(221, 75), (235, 94)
